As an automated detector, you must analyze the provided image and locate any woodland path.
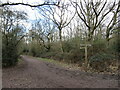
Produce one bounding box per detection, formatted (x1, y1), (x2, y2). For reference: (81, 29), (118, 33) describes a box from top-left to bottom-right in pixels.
(2, 55), (118, 88)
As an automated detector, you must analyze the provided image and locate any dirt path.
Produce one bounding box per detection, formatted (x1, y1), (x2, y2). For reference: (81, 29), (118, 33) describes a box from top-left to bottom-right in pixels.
(2, 55), (118, 88)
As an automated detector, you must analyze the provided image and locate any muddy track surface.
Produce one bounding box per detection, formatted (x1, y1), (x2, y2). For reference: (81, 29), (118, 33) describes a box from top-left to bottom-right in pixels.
(2, 55), (118, 88)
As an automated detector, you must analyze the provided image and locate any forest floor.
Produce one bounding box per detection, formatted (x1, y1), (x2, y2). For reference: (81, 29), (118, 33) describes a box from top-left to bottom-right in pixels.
(2, 55), (119, 88)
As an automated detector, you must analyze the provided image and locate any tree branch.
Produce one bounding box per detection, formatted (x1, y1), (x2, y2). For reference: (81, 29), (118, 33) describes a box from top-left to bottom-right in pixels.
(0, 2), (59, 7)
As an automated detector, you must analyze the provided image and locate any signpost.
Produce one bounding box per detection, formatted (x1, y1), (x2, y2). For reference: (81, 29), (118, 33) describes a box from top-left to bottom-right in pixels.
(80, 44), (91, 68)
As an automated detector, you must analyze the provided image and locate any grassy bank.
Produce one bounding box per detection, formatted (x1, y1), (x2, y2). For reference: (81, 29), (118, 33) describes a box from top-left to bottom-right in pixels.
(37, 57), (118, 75)
(37, 57), (82, 71)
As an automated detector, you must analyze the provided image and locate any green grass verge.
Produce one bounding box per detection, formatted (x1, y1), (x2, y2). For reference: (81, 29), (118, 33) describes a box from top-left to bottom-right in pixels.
(18, 58), (22, 62)
(37, 58), (68, 66)
(18, 58), (24, 65)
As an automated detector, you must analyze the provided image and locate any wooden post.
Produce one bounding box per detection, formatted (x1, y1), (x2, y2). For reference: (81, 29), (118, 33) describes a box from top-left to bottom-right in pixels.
(80, 44), (91, 69)
(85, 46), (88, 67)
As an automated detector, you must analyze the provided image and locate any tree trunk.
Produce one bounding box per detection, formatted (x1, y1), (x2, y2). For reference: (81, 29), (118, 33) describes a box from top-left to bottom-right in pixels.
(59, 29), (63, 53)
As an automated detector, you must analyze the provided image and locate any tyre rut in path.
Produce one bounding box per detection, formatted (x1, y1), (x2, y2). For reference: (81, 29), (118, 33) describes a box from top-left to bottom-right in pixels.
(2, 55), (118, 88)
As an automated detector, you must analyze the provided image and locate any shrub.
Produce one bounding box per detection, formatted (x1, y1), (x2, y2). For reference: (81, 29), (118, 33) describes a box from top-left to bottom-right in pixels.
(108, 37), (120, 53)
(92, 39), (107, 53)
(62, 40), (74, 52)
(89, 52), (117, 71)
(2, 42), (19, 67)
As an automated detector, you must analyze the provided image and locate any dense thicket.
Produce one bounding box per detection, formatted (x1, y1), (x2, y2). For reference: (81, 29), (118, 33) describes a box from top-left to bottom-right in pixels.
(1, 7), (27, 67)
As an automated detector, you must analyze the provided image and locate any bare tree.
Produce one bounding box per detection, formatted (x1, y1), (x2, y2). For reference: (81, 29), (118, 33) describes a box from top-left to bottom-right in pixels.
(1, 7), (27, 46)
(29, 19), (56, 52)
(105, 1), (120, 42)
(71, 0), (119, 42)
(38, 0), (76, 52)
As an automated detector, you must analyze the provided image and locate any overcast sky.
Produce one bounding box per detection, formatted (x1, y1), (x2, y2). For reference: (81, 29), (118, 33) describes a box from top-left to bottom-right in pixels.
(1, 0), (46, 31)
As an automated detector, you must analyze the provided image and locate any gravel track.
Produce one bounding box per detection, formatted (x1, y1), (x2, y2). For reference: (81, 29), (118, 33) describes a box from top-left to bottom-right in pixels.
(2, 55), (118, 88)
